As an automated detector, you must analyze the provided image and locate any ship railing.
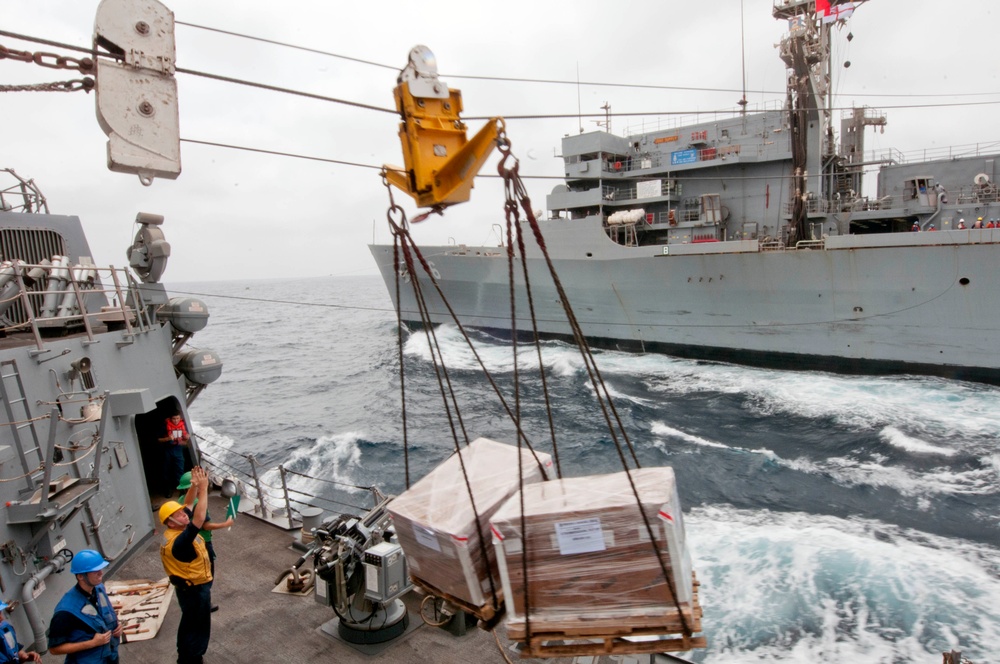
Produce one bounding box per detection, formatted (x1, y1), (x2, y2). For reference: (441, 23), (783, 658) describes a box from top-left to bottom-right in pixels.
(601, 181), (684, 203)
(781, 192), (909, 216)
(0, 262), (154, 352)
(196, 440), (382, 531)
(602, 155), (665, 174)
(866, 140), (1000, 165)
(956, 183), (1000, 205)
(620, 99), (785, 137)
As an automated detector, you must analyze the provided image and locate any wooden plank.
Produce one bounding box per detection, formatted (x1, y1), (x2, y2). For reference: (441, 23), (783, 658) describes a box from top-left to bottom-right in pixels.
(520, 635), (708, 658)
(507, 582), (702, 640)
(508, 615), (702, 642)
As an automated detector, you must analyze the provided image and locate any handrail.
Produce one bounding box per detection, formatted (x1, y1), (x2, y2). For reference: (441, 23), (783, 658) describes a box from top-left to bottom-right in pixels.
(194, 437), (380, 528)
(0, 261), (151, 345)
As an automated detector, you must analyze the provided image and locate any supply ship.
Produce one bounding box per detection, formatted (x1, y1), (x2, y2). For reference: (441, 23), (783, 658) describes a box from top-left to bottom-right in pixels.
(370, 0), (1000, 384)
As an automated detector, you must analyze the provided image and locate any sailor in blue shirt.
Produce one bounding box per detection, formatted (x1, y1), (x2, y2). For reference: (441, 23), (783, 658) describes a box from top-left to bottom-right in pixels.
(47, 550), (122, 663)
(0, 600), (41, 663)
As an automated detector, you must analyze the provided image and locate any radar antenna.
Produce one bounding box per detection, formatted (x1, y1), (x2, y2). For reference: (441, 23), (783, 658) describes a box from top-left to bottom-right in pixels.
(0, 168), (49, 213)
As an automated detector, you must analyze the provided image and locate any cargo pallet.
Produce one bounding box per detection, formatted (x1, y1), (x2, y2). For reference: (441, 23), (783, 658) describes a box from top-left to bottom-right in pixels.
(506, 574), (705, 658)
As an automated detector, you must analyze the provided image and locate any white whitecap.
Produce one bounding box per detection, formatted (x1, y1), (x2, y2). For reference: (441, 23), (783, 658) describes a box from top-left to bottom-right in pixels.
(880, 426), (957, 456)
(686, 505), (1000, 661)
(650, 422), (777, 460)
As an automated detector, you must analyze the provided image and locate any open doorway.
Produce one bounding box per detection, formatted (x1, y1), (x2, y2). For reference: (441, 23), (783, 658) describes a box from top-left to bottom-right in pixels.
(136, 397), (193, 502)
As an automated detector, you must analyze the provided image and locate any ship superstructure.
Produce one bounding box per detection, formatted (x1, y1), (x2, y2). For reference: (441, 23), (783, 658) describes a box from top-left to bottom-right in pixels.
(0, 172), (221, 654)
(371, 0), (1000, 383)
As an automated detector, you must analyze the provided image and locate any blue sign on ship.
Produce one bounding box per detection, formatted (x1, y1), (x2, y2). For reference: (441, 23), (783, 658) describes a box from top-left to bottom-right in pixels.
(671, 149), (698, 165)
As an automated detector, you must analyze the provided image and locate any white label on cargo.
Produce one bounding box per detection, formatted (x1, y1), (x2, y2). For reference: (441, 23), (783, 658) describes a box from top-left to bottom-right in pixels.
(413, 524), (442, 552)
(554, 517), (606, 555)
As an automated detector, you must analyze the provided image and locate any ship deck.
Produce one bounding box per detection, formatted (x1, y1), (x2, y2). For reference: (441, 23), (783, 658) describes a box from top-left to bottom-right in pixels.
(115, 492), (650, 664)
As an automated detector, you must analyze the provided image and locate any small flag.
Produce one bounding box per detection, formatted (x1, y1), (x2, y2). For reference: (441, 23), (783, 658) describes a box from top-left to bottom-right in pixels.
(225, 495), (241, 521)
(817, 0), (855, 23)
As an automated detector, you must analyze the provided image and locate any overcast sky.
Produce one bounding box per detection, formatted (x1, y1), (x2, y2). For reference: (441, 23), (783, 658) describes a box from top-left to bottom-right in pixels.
(3, 0), (998, 283)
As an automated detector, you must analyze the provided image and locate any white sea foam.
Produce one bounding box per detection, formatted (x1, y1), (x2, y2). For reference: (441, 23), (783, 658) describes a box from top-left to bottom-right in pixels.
(779, 454), (997, 498)
(190, 423), (235, 450)
(192, 423), (366, 510)
(686, 505), (1000, 662)
(411, 331), (1000, 454)
(651, 422), (778, 458)
(879, 426), (957, 456)
(276, 431), (365, 493)
(631, 355), (1000, 450)
(649, 420), (996, 498)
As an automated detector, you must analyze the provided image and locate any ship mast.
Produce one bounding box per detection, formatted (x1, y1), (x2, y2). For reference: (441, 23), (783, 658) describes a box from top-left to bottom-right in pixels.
(773, 0), (837, 244)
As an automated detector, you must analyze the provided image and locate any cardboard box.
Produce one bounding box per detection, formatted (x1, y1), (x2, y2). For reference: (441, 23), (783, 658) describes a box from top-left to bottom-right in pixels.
(491, 467), (692, 627)
(388, 437), (552, 610)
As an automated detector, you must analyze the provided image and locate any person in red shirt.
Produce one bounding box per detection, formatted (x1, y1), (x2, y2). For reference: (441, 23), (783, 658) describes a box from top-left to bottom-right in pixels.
(159, 411), (190, 498)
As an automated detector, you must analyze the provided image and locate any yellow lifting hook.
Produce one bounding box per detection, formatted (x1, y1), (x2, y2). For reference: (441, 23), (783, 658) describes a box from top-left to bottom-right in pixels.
(384, 45), (502, 210)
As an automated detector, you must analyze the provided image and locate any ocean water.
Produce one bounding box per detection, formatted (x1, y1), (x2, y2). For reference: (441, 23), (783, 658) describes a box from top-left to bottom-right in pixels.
(175, 275), (1000, 663)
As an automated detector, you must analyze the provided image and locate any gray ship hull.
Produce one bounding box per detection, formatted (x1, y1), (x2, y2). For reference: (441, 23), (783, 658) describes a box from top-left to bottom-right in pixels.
(370, 218), (1000, 383)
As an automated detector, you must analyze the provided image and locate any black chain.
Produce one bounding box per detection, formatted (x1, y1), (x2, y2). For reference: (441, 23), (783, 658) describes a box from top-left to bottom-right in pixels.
(1, 43), (95, 94)
(0, 78), (94, 93)
(0, 44), (95, 73)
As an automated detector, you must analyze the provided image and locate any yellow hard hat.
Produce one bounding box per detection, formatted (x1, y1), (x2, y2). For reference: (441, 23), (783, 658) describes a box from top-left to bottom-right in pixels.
(978, 217), (983, 221)
(159, 501), (185, 524)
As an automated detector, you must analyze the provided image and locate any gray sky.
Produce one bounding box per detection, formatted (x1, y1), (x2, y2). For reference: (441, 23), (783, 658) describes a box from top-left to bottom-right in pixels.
(3, 0), (998, 282)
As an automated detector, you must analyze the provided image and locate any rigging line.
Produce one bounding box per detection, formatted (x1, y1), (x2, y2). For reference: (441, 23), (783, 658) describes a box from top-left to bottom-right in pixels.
(395, 227), (503, 611)
(393, 241), (410, 490)
(175, 20), (399, 72)
(171, 22), (1000, 100)
(179, 138), (388, 170)
(514, 201), (562, 480)
(0, 29), (93, 56)
(178, 135), (966, 186)
(465, 97), (1000, 122)
(168, 289), (396, 313)
(8, 25), (995, 118)
(174, 65), (397, 114)
(501, 153), (692, 635)
(391, 218), (550, 475)
(5, 28), (1000, 105)
(398, 231), (470, 446)
(180, 138), (565, 180)
(450, 73), (1000, 99)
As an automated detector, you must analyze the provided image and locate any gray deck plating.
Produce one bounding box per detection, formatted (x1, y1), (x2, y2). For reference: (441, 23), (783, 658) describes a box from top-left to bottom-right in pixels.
(115, 494), (663, 664)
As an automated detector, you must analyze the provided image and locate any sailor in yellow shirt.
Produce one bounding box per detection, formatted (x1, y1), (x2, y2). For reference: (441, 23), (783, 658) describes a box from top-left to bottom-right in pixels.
(159, 466), (212, 664)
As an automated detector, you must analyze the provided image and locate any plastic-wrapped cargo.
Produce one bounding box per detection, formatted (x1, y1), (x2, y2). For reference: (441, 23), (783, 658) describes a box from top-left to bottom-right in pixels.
(387, 437), (553, 613)
(490, 467), (693, 633)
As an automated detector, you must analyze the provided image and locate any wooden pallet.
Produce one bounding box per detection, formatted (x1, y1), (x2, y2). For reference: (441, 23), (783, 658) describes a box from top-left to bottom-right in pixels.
(409, 574), (504, 625)
(507, 573), (705, 658)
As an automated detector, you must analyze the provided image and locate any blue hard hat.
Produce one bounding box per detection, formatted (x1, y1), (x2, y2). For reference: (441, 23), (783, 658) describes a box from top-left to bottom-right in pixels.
(0, 600), (8, 611)
(70, 549), (109, 574)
